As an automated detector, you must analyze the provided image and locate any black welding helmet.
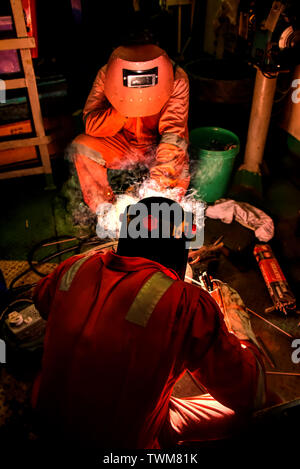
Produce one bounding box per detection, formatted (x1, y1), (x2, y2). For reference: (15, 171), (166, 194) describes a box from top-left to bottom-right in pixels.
(117, 197), (194, 280)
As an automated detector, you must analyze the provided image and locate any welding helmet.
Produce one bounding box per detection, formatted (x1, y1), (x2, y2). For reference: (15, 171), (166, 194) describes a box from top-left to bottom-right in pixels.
(104, 45), (174, 117)
(117, 197), (194, 280)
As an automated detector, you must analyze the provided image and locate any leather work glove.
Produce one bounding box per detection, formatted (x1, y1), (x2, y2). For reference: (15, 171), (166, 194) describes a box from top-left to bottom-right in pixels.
(125, 185), (137, 197)
(211, 280), (259, 346)
(103, 187), (116, 204)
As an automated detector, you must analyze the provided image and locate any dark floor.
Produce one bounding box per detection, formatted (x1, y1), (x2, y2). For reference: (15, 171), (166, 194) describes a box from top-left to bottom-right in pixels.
(0, 115), (300, 449)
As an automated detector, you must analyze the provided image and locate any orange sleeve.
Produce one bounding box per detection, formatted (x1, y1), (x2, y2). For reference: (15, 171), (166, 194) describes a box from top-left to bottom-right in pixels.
(83, 66), (127, 137)
(150, 66), (190, 191)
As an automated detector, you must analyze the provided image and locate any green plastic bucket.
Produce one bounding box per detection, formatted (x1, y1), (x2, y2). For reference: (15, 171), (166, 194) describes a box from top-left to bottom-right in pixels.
(190, 127), (240, 203)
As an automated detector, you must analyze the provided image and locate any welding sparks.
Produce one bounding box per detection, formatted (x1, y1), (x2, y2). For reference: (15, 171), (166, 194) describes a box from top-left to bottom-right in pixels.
(96, 194), (137, 239)
(95, 179), (205, 248)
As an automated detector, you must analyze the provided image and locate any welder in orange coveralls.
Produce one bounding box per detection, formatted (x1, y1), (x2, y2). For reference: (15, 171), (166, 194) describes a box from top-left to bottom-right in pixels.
(69, 43), (190, 213)
(32, 197), (271, 455)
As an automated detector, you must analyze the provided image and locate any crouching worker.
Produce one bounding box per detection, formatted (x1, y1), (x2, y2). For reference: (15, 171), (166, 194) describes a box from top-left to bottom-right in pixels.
(66, 42), (190, 216)
(32, 197), (268, 454)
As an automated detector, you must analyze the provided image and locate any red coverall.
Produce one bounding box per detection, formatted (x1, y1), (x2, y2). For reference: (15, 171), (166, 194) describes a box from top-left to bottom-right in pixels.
(69, 65), (190, 212)
(32, 250), (266, 449)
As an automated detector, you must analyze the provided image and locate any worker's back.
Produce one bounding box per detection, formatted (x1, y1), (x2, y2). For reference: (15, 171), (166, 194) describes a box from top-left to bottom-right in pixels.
(33, 249), (217, 449)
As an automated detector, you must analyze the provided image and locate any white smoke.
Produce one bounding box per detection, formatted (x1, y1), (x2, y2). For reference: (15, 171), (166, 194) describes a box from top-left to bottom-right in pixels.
(96, 178), (205, 248)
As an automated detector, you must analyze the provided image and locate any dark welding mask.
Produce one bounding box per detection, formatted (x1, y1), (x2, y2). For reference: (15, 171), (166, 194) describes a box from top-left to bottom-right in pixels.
(117, 197), (195, 280)
(104, 44), (174, 117)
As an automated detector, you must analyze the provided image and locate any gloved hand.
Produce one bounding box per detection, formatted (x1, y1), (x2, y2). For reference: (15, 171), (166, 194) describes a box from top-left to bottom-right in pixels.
(211, 280), (259, 346)
(138, 178), (186, 203)
(124, 185), (137, 197)
(103, 187), (116, 204)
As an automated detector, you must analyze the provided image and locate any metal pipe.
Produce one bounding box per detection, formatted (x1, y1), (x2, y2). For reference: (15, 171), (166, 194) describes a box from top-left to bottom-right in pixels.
(241, 69), (278, 173)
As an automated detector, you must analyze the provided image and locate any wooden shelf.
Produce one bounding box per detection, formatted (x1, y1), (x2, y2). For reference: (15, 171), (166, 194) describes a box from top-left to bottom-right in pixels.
(0, 166), (44, 179)
(4, 78), (27, 90)
(0, 0), (53, 186)
(0, 135), (52, 151)
(0, 36), (36, 51)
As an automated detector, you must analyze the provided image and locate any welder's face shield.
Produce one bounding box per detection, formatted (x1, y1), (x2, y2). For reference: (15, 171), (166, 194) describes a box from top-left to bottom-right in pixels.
(117, 197), (196, 280)
(123, 67), (158, 88)
(104, 45), (174, 117)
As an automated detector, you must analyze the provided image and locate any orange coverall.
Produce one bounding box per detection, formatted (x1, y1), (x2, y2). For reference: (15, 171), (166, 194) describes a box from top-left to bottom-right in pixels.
(32, 250), (266, 450)
(69, 64), (190, 212)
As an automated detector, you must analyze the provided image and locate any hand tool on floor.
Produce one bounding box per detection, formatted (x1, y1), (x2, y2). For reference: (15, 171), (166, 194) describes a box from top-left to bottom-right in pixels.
(253, 244), (296, 315)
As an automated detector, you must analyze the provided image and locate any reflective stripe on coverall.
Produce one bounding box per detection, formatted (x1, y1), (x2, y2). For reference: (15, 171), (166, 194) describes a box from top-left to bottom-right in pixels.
(32, 250), (266, 449)
(68, 65), (190, 212)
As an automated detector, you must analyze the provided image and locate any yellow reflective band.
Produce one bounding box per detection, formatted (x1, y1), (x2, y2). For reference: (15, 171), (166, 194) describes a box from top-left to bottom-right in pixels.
(59, 256), (90, 292)
(69, 142), (106, 166)
(126, 272), (175, 327)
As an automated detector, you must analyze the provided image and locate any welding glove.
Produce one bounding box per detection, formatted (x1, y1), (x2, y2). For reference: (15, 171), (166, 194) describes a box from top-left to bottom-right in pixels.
(125, 185), (137, 197)
(211, 281), (259, 346)
(138, 178), (186, 203)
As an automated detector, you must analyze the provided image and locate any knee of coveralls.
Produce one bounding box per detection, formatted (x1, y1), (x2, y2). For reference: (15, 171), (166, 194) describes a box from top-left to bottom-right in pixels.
(68, 134), (116, 212)
(69, 133), (157, 212)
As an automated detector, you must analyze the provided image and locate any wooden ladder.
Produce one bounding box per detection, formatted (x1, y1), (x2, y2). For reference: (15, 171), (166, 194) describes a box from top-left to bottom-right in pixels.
(0, 0), (54, 188)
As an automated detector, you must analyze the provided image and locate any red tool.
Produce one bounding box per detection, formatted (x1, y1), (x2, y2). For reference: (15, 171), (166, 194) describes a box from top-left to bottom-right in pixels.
(253, 244), (296, 315)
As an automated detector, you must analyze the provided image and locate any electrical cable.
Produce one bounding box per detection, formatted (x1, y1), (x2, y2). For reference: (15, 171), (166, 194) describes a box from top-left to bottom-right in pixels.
(1, 234), (118, 342)
(8, 235), (84, 289)
(8, 266), (33, 290)
(8, 245), (78, 289)
(8, 236), (118, 290)
(1, 235), (118, 329)
(27, 235), (83, 277)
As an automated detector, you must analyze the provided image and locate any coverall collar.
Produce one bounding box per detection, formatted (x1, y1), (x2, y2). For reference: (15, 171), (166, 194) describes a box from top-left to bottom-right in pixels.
(103, 250), (179, 280)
